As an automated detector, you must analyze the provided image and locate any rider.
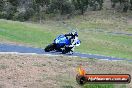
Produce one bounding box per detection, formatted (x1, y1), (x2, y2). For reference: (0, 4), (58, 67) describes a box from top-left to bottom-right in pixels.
(64, 30), (79, 52)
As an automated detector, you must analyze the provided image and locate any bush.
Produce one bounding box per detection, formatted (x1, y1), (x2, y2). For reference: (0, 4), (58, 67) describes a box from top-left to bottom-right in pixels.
(2, 3), (17, 20)
(0, 0), (4, 11)
(130, 0), (132, 10)
(13, 7), (35, 21)
(122, 2), (129, 12)
(47, 0), (75, 15)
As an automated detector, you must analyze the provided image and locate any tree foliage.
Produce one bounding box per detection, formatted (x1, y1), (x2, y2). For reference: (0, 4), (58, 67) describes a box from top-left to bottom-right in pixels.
(111, 0), (131, 12)
(0, 0), (4, 11)
(130, 0), (132, 10)
(47, 0), (74, 14)
(72, 0), (89, 14)
(0, 0), (131, 21)
(8, 0), (18, 6)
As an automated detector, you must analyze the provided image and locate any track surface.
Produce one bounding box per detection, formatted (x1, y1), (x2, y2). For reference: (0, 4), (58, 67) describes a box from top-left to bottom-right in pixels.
(0, 43), (132, 62)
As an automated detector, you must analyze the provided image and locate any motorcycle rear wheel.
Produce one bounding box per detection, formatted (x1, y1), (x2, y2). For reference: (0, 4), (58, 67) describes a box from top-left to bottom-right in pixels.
(45, 43), (55, 52)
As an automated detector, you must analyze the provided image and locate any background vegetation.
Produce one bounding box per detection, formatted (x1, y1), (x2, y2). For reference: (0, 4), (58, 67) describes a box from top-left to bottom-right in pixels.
(0, 0), (132, 21)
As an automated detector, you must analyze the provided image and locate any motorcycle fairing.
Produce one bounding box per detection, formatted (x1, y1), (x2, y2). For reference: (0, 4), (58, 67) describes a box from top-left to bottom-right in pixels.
(54, 35), (70, 48)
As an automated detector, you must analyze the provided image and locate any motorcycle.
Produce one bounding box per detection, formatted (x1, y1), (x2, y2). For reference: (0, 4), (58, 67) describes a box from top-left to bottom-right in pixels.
(44, 34), (81, 54)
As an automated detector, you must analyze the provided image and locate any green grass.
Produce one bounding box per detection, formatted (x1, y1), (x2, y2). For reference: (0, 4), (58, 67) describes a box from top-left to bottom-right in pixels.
(83, 84), (114, 88)
(83, 84), (126, 88)
(0, 10), (132, 60)
(0, 20), (68, 47)
(76, 31), (132, 59)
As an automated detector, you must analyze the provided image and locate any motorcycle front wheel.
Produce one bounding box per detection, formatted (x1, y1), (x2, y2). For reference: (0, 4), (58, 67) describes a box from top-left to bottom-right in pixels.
(62, 47), (73, 54)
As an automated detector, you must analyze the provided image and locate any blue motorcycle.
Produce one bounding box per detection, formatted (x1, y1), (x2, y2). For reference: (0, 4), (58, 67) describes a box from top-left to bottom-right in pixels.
(44, 34), (81, 54)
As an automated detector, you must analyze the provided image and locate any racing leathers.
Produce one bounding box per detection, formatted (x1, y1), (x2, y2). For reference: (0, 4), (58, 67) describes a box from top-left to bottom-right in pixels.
(64, 33), (79, 52)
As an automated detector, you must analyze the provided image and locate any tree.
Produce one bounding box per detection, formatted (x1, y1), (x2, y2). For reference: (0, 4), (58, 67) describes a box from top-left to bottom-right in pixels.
(8, 0), (18, 6)
(111, 0), (129, 12)
(0, 0), (4, 18)
(122, 0), (129, 12)
(48, 0), (74, 15)
(97, 0), (104, 10)
(2, 2), (17, 19)
(88, 0), (104, 11)
(72, 0), (89, 14)
(130, 0), (132, 10)
(111, 0), (119, 8)
(0, 0), (19, 19)
(0, 0), (4, 11)
(34, 0), (50, 6)
(33, 0), (50, 12)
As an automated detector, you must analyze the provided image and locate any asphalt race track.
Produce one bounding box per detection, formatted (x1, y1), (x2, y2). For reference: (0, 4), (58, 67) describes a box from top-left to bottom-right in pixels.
(0, 43), (132, 62)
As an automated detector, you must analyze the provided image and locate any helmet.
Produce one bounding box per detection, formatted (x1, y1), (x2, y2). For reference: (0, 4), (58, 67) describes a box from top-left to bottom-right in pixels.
(71, 30), (78, 37)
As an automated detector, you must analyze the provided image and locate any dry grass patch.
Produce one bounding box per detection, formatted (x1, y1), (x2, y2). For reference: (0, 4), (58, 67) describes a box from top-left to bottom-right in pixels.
(0, 54), (131, 88)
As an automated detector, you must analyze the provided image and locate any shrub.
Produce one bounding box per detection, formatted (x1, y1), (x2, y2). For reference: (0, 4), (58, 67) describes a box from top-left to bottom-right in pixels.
(47, 0), (75, 15)
(13, 7), (35, 21)
(2, 3), (17, 20)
